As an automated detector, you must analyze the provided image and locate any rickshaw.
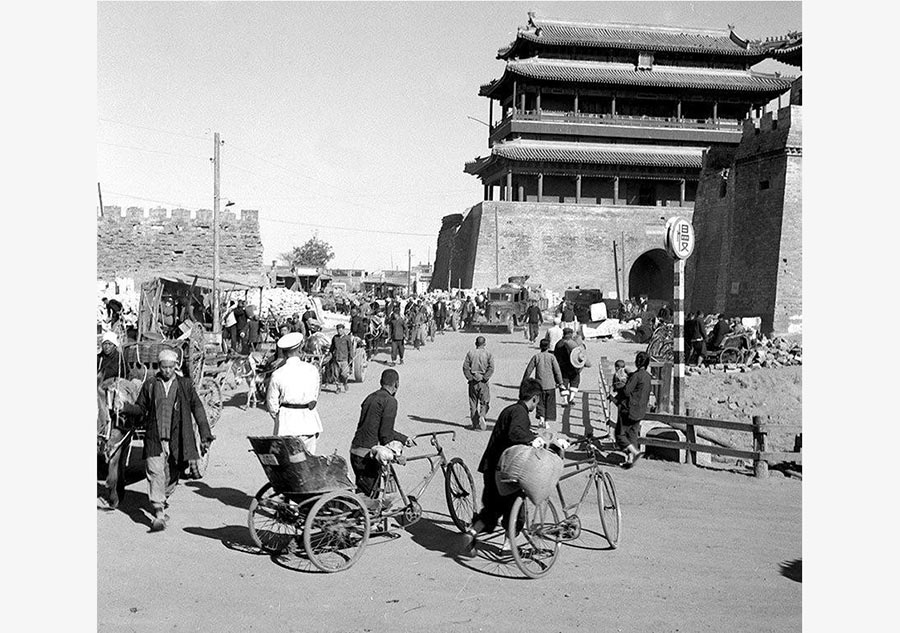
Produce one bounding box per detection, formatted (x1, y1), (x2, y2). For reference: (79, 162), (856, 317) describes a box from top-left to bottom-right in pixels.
(247, 430), (476, 572)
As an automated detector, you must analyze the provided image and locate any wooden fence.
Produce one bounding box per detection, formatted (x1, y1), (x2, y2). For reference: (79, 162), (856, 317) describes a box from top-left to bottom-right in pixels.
(596, 357), (801, 479)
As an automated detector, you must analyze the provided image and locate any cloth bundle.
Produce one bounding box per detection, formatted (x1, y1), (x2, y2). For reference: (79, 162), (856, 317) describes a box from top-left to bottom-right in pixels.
(496, 444), (564, 503)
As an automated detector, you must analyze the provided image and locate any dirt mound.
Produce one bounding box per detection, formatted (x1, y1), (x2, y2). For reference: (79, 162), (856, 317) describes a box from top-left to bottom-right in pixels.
(683, 366), (801, 452)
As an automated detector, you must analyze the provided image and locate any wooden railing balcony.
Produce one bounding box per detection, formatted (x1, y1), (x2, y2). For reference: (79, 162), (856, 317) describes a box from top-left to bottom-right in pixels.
(494, 110), (744, 131)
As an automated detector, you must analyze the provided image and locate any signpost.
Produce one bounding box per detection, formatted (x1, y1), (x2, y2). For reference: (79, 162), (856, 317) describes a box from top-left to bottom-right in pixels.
(665, 216), (695, 415)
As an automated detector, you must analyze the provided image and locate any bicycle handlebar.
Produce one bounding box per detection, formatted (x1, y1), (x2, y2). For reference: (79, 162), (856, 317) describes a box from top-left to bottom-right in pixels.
(412, 430), (456, 442)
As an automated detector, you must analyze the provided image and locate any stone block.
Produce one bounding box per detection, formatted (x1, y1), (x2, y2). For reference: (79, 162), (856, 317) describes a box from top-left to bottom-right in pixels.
(126, 207), (144, 220)
(196, 209), (213, 222)
(221, 211), (237, 223)
(171, 208), (191, 221)
(240, 209), (259, 223)
(102, 205), (122, 218)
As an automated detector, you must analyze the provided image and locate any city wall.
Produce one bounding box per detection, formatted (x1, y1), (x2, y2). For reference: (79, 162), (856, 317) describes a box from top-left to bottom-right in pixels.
(97, 206), (265, 285)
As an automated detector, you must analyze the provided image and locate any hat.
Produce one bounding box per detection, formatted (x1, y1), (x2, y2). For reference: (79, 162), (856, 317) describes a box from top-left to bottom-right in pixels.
(277, 332), (304, 350)
(336, 323), (345, 330)
(570, 346), (587, 369)
(101, 331), (119, 347)
(158, 348), (179, 363)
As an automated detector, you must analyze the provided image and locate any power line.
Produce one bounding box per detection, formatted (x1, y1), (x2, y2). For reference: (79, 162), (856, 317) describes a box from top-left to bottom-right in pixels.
(98, 141), (207, 160)
(99, 118), (209, 141)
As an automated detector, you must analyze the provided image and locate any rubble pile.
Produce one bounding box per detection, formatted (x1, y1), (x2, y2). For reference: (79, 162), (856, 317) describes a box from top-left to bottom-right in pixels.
(258, 287), (313, 320)
(687, 336), (802, 375)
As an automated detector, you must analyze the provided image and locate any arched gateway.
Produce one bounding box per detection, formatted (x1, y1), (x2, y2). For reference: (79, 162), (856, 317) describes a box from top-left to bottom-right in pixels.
(628, 249), (672, 301)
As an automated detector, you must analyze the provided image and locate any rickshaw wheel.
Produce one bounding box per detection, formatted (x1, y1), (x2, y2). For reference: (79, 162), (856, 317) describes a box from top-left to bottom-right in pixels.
(444, 458), (476, 533)
(303, 491), (370, 573)
(199, 378), (223, 429)
(720, 348), (742, 365)
(248, 483), (299, 554)
(597, 471), (621, 548)
(508, 495), (561, 579)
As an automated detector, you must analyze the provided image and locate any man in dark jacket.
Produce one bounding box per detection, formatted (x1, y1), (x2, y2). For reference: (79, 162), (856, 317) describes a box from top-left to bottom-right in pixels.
(525, 301), (543, 343)
(553, 328), (582, 406)
(615, 351), (652, 469)
(119, 349), (215, 532)
(707, 313), (732, 351)
(461, 378), (543, 554)
(349, 369), (413, 497)
(434, 298), (448, 333)
(388, 310), (406, 366)
(329, 323), (354, 393)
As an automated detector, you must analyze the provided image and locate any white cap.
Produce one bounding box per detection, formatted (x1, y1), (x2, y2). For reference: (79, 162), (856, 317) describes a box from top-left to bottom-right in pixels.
(101, 331), (119, 347)
(158, 348), (179, 363)
(277, 332), (304, 350)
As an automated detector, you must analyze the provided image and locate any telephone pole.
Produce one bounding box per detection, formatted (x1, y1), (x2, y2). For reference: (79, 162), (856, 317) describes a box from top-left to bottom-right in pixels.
(407, 249), (412, 296)
(213, 132), (222, 336)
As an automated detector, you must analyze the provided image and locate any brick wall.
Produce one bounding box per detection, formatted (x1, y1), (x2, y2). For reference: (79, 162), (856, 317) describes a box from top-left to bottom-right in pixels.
(97, 206), (265, 284)
(687, 106), (802, 333)
(432, 200), (694, 295)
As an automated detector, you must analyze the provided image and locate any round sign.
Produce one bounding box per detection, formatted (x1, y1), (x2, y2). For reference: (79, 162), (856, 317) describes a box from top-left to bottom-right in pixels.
(665, 216), (695, 260)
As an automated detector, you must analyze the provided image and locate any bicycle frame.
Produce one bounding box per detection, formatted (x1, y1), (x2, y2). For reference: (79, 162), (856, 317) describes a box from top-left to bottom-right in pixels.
(555, 454), (602, 521)
(375, 430), (456, 510)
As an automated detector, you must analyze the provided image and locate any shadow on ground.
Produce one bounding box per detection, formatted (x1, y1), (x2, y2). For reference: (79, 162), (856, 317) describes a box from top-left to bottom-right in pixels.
(182, 524), (261, 554)
(184, 480), (254, 511)
(779, 558), (801, 582)
(407, 415), (470, 429)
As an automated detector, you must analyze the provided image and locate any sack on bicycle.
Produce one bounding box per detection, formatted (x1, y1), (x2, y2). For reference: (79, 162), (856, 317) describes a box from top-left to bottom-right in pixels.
(496, 444), (564, 504)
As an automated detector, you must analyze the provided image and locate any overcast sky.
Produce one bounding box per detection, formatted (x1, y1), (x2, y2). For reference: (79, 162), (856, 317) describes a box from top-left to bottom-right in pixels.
(97, 1), (801, 271)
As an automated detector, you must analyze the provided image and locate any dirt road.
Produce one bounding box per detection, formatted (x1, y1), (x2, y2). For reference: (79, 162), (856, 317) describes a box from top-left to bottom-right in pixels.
(98, 330), (801, 632)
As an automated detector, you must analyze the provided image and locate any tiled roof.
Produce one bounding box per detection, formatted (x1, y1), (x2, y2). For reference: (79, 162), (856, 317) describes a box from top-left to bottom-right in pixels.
(479, 59), (794, 97)
(464, 140), (704, 175)
(498, 15), (802, 64)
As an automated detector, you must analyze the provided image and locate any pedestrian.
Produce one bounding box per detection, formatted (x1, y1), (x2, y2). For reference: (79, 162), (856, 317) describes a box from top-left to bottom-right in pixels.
(607, 359), (629, 424)
(388, 309), (406, 366)
(246, 305), (261, 352)
(615, 351), (652, 469)
(223, 301), (238, 352)
(544, 316), (564, 351)
(522, 338), (563, 429)
(233, 300), (249, 354)
(290, 312), (306, 336)
(266, 332), (323, 453)
(462, 336), (494, 431)
(97, 331), (124, 384)
(689, 311), (708, 365)
(707, 313), (732, 352)
(554, 328), (583, 406)
(329, 323), (353, 393)
(435, 297), (448, 333)
(460, 378), (545, 554)
(414, 303), (428, 349)
(560, 302), (577, 332)
(463, 297), (476, 329)
(302, 304), (320, 334)
(525, 300), (543, 343)
(348, 369), (415, 497)
(117, 349), (215, 532)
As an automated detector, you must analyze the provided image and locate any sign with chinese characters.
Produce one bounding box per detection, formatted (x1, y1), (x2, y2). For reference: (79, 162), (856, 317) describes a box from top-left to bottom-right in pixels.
(665, 216), (695, 260)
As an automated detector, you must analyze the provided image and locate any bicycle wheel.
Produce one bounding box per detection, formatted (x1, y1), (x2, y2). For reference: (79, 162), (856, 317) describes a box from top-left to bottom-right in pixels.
(444, 457), (476, 532)
(248, 483), (299, 554)
(508, 495), (561, 579)
(596, 471), (621, 548)
(303, 491), (370, 573)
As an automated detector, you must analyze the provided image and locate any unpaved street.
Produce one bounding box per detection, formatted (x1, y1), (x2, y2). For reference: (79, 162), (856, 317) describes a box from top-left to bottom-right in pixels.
(98, 330), (801, 633)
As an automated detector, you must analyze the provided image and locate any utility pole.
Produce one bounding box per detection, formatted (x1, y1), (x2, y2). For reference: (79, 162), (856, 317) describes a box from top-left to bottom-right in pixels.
(407, 249), (412, 296)
(212, 132), (222, 336)
(97, 182), (104, 218)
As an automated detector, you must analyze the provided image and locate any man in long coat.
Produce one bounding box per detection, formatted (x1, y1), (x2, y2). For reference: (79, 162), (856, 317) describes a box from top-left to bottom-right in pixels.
(119, 349), (214, 532)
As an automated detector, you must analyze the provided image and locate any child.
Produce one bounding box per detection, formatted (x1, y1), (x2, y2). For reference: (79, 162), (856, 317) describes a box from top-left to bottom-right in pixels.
(607, 359), (630, 425)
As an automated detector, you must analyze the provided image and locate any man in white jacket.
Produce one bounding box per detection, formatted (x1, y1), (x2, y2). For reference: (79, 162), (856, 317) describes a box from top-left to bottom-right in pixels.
(266, 332), (323, 453)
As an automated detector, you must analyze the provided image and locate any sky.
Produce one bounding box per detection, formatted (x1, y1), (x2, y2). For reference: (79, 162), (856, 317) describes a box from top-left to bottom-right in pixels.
(97, 1), (801, 271)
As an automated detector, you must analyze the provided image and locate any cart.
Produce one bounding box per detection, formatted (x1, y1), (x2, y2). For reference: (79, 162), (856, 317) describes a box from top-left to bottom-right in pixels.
(247, 431), (476, 573)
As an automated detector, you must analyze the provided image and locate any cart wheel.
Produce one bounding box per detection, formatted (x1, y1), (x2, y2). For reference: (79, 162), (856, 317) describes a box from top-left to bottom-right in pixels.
(444, 457), (476, 533)
(352, 349), (367, 383)
(597, 471), (621, 548)
(303, 491), (370, 573)
(508, 495), (561, 579)
(248, 483), (299, 554)
(199, 378), (223, 429)
(720, 348), (741, 365)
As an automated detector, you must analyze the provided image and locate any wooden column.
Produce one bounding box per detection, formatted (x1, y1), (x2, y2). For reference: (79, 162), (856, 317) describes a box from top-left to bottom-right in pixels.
(489, 99), (494, 132)
(613, 176), (619, 203)
(713, 101), (719, 121)
(676, 100), (682, 119)
(506, 170), (513, 201)
(679, 179), (686, 206)
(484, 185), (489, 201)
(536, 88), (541, 118)
(512, 80), (517, 114)
(537, 173), (543, 202)
(752, 415), (769, 479)
(520, 92), (526, 114)
(517, 183), (524, 202)
(574, 91), (579, 115)
(611, 95), (616, 116)
(575, 174), (582, 203)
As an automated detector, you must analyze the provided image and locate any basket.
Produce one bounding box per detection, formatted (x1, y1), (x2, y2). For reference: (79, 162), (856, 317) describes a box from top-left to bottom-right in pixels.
(122, 340), (188, 378)
(248, 436), (354, 495)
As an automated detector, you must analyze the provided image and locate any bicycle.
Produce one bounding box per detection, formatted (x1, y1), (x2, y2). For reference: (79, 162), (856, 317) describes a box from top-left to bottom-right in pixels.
(507, 438), (621, 579)
(366, 430), (477, 534)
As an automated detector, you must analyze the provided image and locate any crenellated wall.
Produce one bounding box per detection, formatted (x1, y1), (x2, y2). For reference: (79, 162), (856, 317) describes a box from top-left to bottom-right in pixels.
(97, 206), (265, 285)
(686, 105), (802, 334)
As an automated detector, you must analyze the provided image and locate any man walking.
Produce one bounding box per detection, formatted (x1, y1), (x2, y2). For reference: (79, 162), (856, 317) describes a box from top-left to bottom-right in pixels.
(525, 300), (543, 343)
(266, 333), (323, 453)
(522, 338), (563, 429)
(462, 336), (494, 431)
(118, 349), (215, 532)
(435, 297), (448, 333)
(560, 302), (578, 332)
(615, 351), (652, 469)
(388, 309), (406, 366)
(544, 316), (564, 352)
(329, 323), (353, 393)
(349, 369), (414, 497)
(554, 328), (583, 406)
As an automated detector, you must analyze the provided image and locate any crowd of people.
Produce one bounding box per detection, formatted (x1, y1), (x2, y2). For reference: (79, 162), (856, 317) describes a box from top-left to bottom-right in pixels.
(99, 290), (655, 545)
